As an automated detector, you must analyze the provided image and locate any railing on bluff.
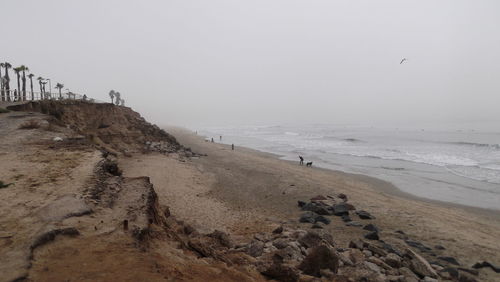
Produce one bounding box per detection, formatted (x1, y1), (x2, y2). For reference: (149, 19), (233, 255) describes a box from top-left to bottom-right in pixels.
(0, 90), (105, 104)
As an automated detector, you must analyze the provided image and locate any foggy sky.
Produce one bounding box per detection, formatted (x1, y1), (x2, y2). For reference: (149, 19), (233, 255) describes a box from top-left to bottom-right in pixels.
(3, 0), (500, 128)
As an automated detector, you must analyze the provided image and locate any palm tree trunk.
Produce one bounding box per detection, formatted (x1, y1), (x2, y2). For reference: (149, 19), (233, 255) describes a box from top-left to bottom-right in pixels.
(29, 78), (34, 100)
(39, 82), (43, 100)
(4, 68), (11, 102)
(21, 71), (27, 101)
(0, 67), (3, 102)
(58, 88), (62, 99)
(16, 73), (21, 101)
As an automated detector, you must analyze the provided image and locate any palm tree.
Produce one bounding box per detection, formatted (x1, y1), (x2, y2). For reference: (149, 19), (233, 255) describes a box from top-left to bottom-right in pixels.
(55, 83), (64, 99)
(114, 91), (121, 105)
(3, 62), (12, 101)
(28, 74), (35, 100)
(13, 66), (22, 101)
(20, 65), (28, 101)
(0, 63), (4, 101)
(37, 77), (44, 99)
(109, 90), (115, 104)
(41, 81), (47, 98)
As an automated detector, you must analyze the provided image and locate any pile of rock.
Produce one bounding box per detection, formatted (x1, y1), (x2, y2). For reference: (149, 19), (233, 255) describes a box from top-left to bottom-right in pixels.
(144, 141), (179, 154)
(298, 194), (379, 240)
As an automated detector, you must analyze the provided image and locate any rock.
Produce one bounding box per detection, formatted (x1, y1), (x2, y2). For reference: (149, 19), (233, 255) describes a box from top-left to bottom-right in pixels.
(364, 261), (382, 273)
(346, 221), (363, 227)
(367, 244), (388, 257)
(422, 277), (438, 282)
(341, 214), (352, 222)
(398, 267), (419, 280)
(458, 267), (479, 276)
(298, 245), (339, 277)
(384, 253), (402, 268)
(363, 250), (373, 257)
(298, 231), (334, 249)
(348, 249), (365, 264)
(311, 223), (324, 229)
(438, 267), (459, 280)
(348, 239), (365, 250)
(405, 248), (438, 278)
(395, 230), (406, 235)
(53, 136), (63, 142)
(254, 232), (270, 242)
(301, 203), (331, 215)
(332, 203), (349, 216)
(298, 200), (306, 207)
(434, 245), (446, 250)
(272, 226), (284, 234)
(364, 231), (379, 240)
(367, 256), (392, 270)
(310, 195), (327, 201)
(261, 263), (300, 282)
(276, 245), (304, 262)
(337, 193), (348, 201)
(356, 210), (375, 219)
(363, 224), (379, 232)
(299, 211), (317, 223)
(314, 215), (331, 225)
(381, 242), (403, 257)
(246, 240), (265, 257)
(338, 252), (354, 266)
(472, 261), (500, 273)
(273, 239), (290, 249)
(344, 203), (356, 210)
(208, 230), (233, 248)
(405, 240), (432, 253)
(438, 256), (460, 266)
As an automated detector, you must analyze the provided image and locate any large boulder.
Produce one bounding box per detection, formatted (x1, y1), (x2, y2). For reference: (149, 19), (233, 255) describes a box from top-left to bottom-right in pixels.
(332, 203), (350, 216)
(262, 262), (300, 282)
(405, 248), (438, 278)
(299, 245), (339, 277)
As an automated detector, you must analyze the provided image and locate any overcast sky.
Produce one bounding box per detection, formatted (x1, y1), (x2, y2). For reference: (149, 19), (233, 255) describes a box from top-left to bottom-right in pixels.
(3, 0), (500, 128)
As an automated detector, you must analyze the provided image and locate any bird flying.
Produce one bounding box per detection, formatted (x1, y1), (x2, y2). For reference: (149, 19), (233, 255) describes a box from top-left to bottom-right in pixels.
(400, 58), (407, 64)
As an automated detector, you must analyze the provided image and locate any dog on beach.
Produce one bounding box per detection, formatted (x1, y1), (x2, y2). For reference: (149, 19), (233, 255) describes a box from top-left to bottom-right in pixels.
(306, 162), (313, 167)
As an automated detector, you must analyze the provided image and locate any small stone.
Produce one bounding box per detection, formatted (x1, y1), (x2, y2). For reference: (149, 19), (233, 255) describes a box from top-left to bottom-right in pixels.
(405, 248), (438, 278)
(299, 211), (317, 223)
(346, 221), (363, 227)
(332, 203), (349, 216)
(438, 256), (460, 266)
(363, 224), (379, 232)
(364, 231), (379, 240)
(272, 226), (283, 234)
(246, 240), (265, 257)
(434, 245), (446, 250)
(364, 261), (381, 273)
(298, 200), (306, 207)
(314, 215), (331, 225)
(356, 210), (375, 219)
(341, 214), (352, 222)
(384, 253), (402, 268)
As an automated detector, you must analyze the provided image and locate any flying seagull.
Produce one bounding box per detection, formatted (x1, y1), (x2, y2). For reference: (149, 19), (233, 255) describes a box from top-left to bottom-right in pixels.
(400, 58), (407, 64)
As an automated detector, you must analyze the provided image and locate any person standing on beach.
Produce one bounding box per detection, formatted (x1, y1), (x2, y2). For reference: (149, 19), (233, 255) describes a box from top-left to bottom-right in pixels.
(220, 135), (222, 141)
(232, 144), (234, 150)
(299, 156), (304, 165)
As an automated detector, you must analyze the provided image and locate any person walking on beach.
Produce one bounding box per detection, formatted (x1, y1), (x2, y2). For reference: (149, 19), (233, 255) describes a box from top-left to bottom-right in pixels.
(232, 144), (234, 150)
(299, 155), (304, 165)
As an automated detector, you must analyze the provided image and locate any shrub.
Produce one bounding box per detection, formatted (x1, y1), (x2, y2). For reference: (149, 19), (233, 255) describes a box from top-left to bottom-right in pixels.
(19, 119), (41, 129)
(0, 108), (9, 114)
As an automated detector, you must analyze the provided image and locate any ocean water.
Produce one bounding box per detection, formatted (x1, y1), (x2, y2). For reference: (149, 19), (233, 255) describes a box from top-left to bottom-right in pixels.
(199, 124), (500, 210)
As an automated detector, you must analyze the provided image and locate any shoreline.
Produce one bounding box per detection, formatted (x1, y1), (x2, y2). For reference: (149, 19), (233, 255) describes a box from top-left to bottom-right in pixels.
(190, 129), (500, 219)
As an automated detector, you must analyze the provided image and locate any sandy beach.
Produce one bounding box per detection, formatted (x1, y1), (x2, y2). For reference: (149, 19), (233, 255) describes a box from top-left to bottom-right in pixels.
(120, 127), (500, 281)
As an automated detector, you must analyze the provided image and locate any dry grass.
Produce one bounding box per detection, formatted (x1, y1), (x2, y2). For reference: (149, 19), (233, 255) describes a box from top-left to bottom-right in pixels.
(19, 119), (41, 129)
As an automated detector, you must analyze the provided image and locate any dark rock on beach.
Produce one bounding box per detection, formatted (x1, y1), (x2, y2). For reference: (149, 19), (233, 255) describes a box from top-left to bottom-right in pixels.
(356, 210), (375, 219)
(364, 231), (379, 240)
(363, 224), (379, 232)
(472, 261), (500, 273)
(438, 256), (460, 266)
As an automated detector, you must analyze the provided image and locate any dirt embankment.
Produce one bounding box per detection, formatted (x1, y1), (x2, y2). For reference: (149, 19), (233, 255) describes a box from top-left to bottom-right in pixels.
(7, 101), (181, 155)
